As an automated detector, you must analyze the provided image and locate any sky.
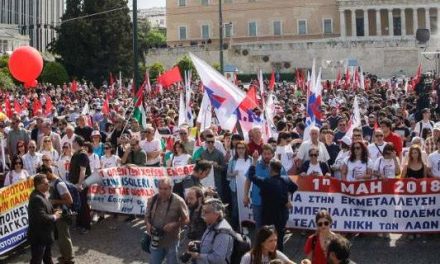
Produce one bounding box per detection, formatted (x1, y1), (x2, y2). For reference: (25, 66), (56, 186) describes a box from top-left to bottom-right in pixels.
(128, 0), (166, 9)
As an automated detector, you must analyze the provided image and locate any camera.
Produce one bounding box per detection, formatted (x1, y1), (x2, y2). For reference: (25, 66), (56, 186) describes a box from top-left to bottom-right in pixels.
(150, 227), (164, 250)
(179, 241), (201, 263)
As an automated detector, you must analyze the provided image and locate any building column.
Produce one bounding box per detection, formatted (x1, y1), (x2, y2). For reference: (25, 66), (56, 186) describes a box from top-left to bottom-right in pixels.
(376, 9), (382, 36)
(388, 9), (394, 36)
(364, 9), (369, 36)
(437, 7), (440, 35)
(351, 9), (357, 37)
(413, 8), (418, 34)
(425, 7), (431, 31)
(340, 10), (346, 37)
(401, 8), (406, 35)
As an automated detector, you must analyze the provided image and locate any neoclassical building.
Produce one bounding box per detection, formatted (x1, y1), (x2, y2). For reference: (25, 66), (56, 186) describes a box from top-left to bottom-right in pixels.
(0, 24), (29, 53)
(0, 0), (65, 52)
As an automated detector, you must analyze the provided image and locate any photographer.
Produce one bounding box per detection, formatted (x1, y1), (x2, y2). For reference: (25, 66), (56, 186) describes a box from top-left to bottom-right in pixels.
(121, 138), (147, 166)
(188, 198), (233, 264)
(145, 177), (189, 264)
(174, 160), (216, 198)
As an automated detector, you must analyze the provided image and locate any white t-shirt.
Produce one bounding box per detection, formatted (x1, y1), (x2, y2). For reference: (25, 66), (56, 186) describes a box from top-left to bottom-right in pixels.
(427, 152), (440, 177)
(171, 153), (191, 167)
(414, 120), (434, 137)
(332, 150), (350, 180)
(276, 145), (295, 172)
(240, 250), (290, 264)
(367, 143), (385, 163)
(4, 170), (30, 186)
(297, 141), (330, 162)
(50, 179), (69, 197)
(306, 162), (323, 176)
(343, 157), (373, 181)
(40, 149), (59, 162)
(140, 139), (161, 165)
(88, 153), (101, 173)
(101, 155), (121, 169)
(373, 157), (397, 179)
(22, 152), (43, 175)
(60, 134), (76, 148)
(56, 155), (71, 181)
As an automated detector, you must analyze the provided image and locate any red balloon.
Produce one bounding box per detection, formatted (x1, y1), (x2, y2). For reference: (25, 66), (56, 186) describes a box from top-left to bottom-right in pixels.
(8, 46), (43, 83)
(24, 80), (38, 88)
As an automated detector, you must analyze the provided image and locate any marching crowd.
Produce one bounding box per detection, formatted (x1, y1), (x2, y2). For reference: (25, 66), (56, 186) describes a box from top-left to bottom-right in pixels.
(1, 73), (440, 264)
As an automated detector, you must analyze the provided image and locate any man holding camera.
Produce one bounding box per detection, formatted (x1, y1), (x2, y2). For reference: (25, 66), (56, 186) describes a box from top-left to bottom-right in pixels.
(145, 177), (189, 264)
(187, 198), (234, 264)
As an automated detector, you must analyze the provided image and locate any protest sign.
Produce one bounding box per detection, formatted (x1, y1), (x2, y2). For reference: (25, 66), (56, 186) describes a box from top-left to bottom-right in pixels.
(89, 165), (197, 214)
(239, 176), (440, 233)
(0, 178), (33, 255)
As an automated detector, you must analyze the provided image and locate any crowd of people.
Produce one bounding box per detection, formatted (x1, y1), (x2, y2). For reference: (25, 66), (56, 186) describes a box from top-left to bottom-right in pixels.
(1, 72), (439, 264)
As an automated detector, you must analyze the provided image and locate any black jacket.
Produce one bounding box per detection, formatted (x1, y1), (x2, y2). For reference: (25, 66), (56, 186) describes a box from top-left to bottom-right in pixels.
(27, 190), (56, 244)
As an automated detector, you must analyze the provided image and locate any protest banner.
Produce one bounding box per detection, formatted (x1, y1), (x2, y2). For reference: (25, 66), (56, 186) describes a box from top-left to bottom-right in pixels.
(239, 176), (440, 233)
(89, 165), (198, 215)
(0, 178), (34, 255)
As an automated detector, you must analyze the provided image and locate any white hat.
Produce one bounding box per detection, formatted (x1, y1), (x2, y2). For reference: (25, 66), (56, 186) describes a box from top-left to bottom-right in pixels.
(91, 130), (101, 137)
(340, 136), (352, 146)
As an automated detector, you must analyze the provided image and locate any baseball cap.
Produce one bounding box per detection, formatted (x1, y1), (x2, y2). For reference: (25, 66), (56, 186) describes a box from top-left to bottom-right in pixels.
(91, 130), (101, 137)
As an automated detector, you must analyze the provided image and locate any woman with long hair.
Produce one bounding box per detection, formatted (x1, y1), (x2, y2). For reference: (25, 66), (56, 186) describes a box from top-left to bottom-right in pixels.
(56, 142), (73, 181)
(16, 140), (27, 158)
(39, 136), (59, 161)
(302, 210), (337, 264)
(91, 130), (104, 157)
(84, 142), (101, 174)
(241, 225), (294, 264)
(227, 140), (252, 229)
(100, 142), (121, 169)
(3, 155), (30, 186)
(401, 145), (427, 179)
(373, 143), (401, 179)
(331, 136), (352, 180)
(299, 148), (331, 177)
(341, 142), (372, 181)
(167, 141), (191, 167)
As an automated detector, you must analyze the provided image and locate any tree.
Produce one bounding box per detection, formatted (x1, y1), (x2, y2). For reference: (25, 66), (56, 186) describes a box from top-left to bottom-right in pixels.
(212, 63), (221, 72)
(176, 55), (198, 79)
(145, 30), (166, 49)
(39, 62), (69, 85)
(0, 70), (14, 90)
(53, 0), (133, 84)
(138, 20), (166, 65)
(148, 62), (164, 81)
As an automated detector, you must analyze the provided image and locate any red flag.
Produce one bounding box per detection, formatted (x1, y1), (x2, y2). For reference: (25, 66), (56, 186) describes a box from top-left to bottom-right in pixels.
(14, 101), (22, 114)
(22, 98), (29, 110)
(109, 73), (115, 87)
(412, 63), (422, 87)
(353, 67), (360, 89)
(166, 136), (174, 151)
(240, 86), (259, 110)
(134, 84), (144, 108)
(345, 67), (351, 89)
(71, 80), (78, 93)
(32, 99), (42, 116)
(335, 68), (341, 87)
(157, 66), (183, 87)
(45, 96), (53, 116)
(102, 93), (110, 115)
(374, 121), (379, 130)
(5, 97), (12, 118)
(268, 70), (275, 91)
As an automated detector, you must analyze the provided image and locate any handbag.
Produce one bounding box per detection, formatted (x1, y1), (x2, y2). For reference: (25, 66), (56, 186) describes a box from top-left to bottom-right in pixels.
(141, 232), (151, 253)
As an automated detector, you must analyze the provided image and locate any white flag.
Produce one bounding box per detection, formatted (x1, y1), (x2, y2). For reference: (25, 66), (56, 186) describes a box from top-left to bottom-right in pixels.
(196, 92), (212, 132)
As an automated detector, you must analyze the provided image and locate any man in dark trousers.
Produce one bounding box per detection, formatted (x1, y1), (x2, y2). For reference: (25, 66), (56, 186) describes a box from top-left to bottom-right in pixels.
(28, 174), (62, 264)
(247, 154), (298, 251)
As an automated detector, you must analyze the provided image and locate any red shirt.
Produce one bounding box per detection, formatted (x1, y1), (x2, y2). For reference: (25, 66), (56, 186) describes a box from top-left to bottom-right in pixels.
(304, 234), (326, 264)
(384, 132), (403, 157)
(247, 140), (263, 155)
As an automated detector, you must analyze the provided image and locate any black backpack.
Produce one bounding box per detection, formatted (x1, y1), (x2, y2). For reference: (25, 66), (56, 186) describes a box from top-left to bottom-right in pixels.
(53, 178), (82, 213)
(213, 228), (251, 264)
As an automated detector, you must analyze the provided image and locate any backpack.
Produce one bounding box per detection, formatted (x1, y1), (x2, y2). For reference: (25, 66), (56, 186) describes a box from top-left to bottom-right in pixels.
(213, 228), (251, 264)
(54, 178), (81, 213)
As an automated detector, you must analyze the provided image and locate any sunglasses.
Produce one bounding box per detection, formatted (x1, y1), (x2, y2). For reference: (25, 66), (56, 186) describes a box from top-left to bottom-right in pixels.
(206, 141), (215, 144)
(18, 145), (24, 148)
(309, 153), (318, 157)
(62, 145), (70, 149)
(42, 159), (50, 162)
(353, 134), (362, 137)
(375, 134), (384, 137)
(354, 147), (361, 150)
(317, 221), (330, 227)
(44, 140), (51, 143)
(15, 162), (23, 165)
(179, 132), (187, 135)
(104, 147), (111, 149)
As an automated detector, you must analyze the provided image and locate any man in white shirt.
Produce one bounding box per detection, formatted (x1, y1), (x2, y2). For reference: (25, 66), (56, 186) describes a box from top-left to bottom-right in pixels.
(297, 127), (330, 167)
(60, 125), (77, 148)
(140, 127), (162, 166)
(22, 140), (43, 175)
(427, 138), (440, 178)
(367, 129), (386, 164)
(202, 129), (226, 155)
(414, 108), (434, 137)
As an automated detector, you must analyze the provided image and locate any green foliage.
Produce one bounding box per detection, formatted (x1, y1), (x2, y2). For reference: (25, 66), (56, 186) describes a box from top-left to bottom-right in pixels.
(145, 30), (166, 48)
(39, 61), (69, 85)
(176, 55), (198, 79)
(53, 0), (133, 84)
(148, 62), (165, 81)
(212, 63), (221, 72)
(0, 55), (8, 68)
(0, 69), (15, 90)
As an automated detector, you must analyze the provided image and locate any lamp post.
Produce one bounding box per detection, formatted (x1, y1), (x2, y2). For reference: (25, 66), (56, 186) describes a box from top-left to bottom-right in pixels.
(133, 0), (140, 92)
(219, 0), (224, 74)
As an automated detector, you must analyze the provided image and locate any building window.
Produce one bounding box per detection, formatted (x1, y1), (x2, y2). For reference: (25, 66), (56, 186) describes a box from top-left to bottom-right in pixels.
(273, 21), (282, 36)
(202, 25), (210, 39)
(179, 26), (187, 40)
(323, 19), (333, 34)
(224, 23), (233, 37)
(201, 0), (209, 6)
(178, 0), (186, 7)
(298, 19), (307, 35)
(248, 21), (257, 36)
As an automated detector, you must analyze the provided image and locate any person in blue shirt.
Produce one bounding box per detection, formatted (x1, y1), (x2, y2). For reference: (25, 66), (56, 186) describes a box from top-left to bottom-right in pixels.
(243, 144), (287, 229)
(247, 154), (298, 251)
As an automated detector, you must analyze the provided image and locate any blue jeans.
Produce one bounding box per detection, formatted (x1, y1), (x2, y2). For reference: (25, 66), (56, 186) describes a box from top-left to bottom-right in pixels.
(252, 205), (263, 229)
(149, 241), (178, 264)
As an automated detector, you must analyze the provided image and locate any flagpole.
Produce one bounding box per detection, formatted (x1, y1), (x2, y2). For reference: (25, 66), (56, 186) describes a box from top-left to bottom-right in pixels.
(0, 134), (6, 173)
